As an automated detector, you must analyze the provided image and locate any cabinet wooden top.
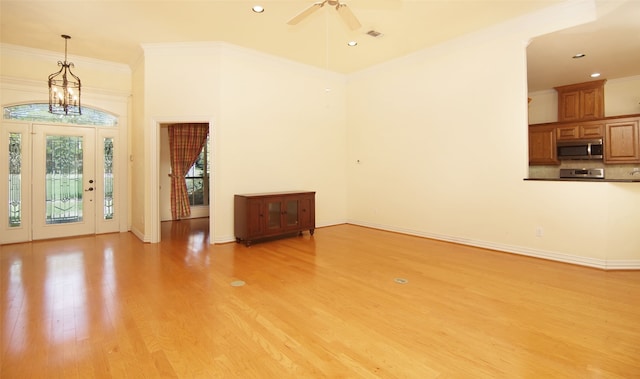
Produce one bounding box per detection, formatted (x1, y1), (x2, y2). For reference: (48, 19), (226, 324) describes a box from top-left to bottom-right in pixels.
(530, 113), (640, 128)
(553, 79), (606, 93)
(235, 191), (315, 198)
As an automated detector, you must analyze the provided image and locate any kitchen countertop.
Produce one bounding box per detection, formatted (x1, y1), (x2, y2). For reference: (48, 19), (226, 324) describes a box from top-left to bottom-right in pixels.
(525, 178), (640, 183)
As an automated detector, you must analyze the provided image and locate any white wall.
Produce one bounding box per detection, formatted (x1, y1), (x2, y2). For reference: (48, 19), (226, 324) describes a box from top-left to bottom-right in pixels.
(130, 58), (146, 238)
(0, 44), (131, 93)
(346, 3), (640, 268)
(216, 45), (349, 241)
(605, 75), (640, 116)
(140, 43), (348, 242)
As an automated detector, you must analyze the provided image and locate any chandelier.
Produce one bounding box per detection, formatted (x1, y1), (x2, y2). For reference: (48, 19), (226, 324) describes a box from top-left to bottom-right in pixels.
(48, 35), (81, 115)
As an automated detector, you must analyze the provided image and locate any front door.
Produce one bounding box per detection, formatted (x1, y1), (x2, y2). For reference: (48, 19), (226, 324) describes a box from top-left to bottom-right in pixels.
(32, 124), (96, 240)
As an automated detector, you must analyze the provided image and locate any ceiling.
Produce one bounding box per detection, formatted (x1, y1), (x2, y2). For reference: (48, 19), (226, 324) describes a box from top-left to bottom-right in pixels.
(526, 0), (640, 91)
(1, 0), (639, 92)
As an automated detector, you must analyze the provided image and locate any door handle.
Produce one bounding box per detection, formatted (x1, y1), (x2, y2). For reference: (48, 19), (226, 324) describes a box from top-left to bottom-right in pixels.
(85, 187), (94, 192)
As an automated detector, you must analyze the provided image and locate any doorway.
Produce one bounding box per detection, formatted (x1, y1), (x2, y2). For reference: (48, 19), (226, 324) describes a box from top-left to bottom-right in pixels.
(150, 119), (213, 243)
(159, 123), (210, 221)
(1, 121), (121, 243)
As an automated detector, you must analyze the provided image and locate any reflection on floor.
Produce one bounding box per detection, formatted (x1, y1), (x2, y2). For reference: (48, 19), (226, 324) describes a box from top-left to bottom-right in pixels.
(2, 222), (640, 378)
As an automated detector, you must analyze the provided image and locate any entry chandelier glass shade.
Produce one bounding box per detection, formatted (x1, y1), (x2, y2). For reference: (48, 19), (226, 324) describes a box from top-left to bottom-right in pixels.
(48, 35), (81, 115)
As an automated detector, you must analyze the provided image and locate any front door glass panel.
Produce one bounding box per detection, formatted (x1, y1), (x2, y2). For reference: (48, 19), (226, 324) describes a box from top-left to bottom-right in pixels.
(45, 135), (84, 224)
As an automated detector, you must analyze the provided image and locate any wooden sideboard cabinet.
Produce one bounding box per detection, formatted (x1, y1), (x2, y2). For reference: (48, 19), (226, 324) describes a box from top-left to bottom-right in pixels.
(234, 191), (315, 246)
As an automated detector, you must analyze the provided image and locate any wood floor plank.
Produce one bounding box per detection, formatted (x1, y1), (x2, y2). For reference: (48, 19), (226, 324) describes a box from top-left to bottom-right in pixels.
(2, 220), (639, 378)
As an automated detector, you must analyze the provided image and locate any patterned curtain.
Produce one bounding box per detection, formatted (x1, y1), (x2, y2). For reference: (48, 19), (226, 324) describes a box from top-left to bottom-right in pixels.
(168, 123), (209, 219)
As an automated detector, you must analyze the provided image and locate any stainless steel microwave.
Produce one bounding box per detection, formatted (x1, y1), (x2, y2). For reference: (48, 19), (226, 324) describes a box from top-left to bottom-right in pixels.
(557, 138), (604, 160)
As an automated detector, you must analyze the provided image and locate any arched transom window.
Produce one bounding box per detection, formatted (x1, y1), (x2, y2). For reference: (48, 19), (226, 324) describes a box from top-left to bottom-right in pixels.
(3, 103), (118, 126)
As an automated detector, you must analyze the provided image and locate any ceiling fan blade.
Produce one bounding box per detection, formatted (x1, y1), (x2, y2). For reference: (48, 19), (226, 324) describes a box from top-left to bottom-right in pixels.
(336, 3), (362, 30)
(287, 2), (325, 25)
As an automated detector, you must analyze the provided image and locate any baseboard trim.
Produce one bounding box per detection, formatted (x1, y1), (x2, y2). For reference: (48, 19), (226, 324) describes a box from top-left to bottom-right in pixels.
(604, 260), (640, 270)
(347, 220), (640, 271)
(214, 234), (236, 244)
(130, 225), (151, 243)
(212, 220), (348, 245)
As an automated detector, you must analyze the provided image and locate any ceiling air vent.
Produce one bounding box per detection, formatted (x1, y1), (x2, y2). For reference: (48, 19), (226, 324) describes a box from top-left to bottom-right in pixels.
(366, 30), (384, 38)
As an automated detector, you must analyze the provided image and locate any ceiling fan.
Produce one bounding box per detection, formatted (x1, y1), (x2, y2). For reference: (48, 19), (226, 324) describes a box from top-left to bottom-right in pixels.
(287, 0), (362, 30)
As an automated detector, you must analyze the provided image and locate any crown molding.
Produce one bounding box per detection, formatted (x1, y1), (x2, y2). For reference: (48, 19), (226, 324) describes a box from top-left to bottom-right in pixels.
(1, 75), (131, 99)
(1, 43), (131, 74)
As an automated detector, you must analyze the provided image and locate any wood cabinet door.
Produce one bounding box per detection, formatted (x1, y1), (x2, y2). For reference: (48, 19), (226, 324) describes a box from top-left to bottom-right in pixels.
(580, 88), (603, 120)
(580, 123), (604, 138)
(246, 199), (264, 237)
(529, 127), (558, 165)
(557, 125), (579, 140)
(284, 198), (300, 230)
(558, 91), (580, 121)
(265, 198), (284, 233)
(605, 120), (640, 163)
(298, 196), (314, 229)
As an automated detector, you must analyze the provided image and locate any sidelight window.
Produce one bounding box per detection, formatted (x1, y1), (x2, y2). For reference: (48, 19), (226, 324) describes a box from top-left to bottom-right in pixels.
(104, 137), (114, 219)
(8, 133), (22, 227)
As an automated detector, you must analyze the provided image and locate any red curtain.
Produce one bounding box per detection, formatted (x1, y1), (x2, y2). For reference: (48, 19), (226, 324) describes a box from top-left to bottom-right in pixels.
(168, 123), (209, 220)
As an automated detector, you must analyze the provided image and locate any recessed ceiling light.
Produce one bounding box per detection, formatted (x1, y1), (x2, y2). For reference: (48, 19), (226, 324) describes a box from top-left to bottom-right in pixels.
(572, 53), (586, 59)
(347, 41), (358, 47)
(590, 72), (601, 78)
(252, 5), (264, 13)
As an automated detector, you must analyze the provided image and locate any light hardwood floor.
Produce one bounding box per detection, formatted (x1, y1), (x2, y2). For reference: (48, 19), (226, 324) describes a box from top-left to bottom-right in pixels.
(1, 220), (639, 378)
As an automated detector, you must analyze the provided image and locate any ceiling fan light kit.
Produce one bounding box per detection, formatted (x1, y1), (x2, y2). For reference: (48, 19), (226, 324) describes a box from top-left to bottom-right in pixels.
(287, 0), (362, 30)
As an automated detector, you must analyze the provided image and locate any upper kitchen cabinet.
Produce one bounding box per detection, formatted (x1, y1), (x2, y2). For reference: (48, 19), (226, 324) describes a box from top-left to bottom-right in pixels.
(554, 80), (605, 122)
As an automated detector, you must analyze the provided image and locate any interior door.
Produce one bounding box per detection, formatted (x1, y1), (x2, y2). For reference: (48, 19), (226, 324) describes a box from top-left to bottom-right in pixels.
(32, 124), (96, 240)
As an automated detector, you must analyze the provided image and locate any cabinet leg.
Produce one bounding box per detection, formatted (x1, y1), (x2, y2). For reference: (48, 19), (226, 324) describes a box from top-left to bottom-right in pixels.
(310, 229), (315, 236)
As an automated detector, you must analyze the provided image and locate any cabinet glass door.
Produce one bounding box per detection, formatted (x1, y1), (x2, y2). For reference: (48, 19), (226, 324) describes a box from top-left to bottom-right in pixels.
(267, 200), (281, 230)
(286, 200), (298, 227)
